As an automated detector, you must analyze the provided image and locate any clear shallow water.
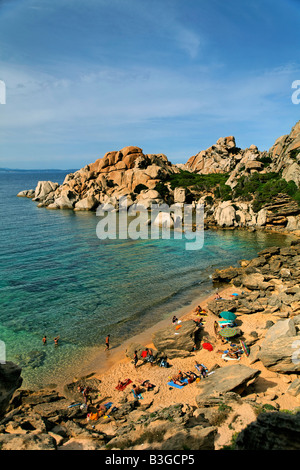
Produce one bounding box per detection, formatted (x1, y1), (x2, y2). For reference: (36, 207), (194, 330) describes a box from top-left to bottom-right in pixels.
(0, 171), (292, 388)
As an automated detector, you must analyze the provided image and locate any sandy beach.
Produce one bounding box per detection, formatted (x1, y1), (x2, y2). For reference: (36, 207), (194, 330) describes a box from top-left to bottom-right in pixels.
(67, 284), (300, 449)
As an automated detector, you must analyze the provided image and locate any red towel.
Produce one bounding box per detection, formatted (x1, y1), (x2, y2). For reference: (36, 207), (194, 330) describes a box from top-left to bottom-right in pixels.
(115, 379), (132, 391)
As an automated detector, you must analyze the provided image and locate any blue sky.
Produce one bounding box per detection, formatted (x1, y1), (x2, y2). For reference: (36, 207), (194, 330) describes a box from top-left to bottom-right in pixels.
(0, 0), (300, 169)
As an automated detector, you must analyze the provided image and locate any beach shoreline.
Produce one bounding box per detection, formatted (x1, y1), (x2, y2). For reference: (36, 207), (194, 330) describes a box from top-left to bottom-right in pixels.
(66, 280), (300, 415)
(53, 282), (222, 392)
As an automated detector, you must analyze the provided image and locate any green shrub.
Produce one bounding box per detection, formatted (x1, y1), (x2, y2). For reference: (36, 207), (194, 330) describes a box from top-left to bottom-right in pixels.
(134, 183), (148, 194)
(233, 172), (300, 212)
(289, 148), (300, 160)
(166, 170), (230, 191)
(258, 155), (272, 167)
(154, 182), (170, 199)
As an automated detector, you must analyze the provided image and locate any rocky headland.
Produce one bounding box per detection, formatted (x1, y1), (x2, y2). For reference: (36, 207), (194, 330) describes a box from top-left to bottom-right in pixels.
(1, 238), (300, 451)
(17, 120), (300, 235)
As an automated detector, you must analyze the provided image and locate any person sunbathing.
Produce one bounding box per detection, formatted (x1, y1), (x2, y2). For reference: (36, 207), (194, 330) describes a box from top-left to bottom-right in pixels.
(141, 380), (155, 390)
(132, 384), (142, 395)
(184, 371), (197, 384)
(228, 350), (239, 358)
(172, 371), (185, 385)
(195, 361), (208, 378)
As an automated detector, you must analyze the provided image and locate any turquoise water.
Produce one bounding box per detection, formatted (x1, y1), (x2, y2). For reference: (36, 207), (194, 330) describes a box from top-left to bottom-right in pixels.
(0, 171), (292, 388)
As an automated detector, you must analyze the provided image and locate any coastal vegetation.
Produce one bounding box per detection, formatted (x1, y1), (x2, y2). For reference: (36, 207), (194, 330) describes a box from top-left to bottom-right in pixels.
(232, 172), (300, 212)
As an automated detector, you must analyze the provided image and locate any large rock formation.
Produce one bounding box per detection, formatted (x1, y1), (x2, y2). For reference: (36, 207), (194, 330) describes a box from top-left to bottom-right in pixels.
(17, 121), (300, 233)
(20, 147), (180, 212)
(0, 362), (23, 417)
(152, 320), (201, 358)
(195, 364), (261, 407)
(258, 317), (300, 372)
(268, 120), (300, 187)
(185, 136), (265, 182)
(235, 411), (300, 450)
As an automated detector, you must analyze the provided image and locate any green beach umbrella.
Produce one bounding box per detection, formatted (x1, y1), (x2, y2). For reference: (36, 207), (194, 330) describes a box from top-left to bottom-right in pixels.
(219, 327), (239, 338)
(220, 311), (237, 321)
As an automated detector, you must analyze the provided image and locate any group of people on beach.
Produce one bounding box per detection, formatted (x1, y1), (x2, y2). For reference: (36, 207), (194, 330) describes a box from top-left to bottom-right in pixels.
(78, 293), (248, 424)
(133, 347), (155, 368)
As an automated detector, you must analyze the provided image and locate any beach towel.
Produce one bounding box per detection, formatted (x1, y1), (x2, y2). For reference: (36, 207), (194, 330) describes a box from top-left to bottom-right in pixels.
(222, 354), (241, 361)
(218, 320), (234, 326)
(115, 379), (132, 391)
(167, 378), (188, 389)
(104, 402), (113, 410)
(175, 324), (182, 330)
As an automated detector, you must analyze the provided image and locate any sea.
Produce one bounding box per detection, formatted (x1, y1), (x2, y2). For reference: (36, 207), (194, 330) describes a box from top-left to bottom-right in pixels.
(0, 170), (293, 388)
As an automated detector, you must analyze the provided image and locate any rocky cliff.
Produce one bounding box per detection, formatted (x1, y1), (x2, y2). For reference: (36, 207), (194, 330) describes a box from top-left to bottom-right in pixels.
(18, 146), (180, 211)
(0, 362), (22, 418)
(18, 121), (300, 234)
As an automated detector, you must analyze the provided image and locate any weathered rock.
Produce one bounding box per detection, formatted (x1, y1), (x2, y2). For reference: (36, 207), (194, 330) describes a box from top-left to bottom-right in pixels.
(240, 273), (265, 290)
(74, 196), (98, 211)
(212, 266), (241, 283)
(235, 411), (300, 450)
(258, 317), (300, 372)
(47, 190), (78, 209)
(0, 362), (23, 418)
(214, 202), (236, 227)
(33, 181), (59, 201)
(0, 433), (57, 450)
(207, 299), (237, 316)
(17, 189), (35, 198)
(152, 320), (200, 356)
(287, 378), (300, 397)
(160, 425), (216, 451)
(174, 187), (186, 203)
(195, 364), (261, 406)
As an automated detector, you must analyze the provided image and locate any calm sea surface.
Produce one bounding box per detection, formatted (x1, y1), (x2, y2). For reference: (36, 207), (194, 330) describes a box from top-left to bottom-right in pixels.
(0, 171), (292, 387)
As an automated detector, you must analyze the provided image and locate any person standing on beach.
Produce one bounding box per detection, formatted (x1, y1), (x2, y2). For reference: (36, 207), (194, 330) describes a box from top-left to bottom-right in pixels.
(146, 347), (154, 366)
(105, 334), (110, 351)
(133, 350), (138, 368)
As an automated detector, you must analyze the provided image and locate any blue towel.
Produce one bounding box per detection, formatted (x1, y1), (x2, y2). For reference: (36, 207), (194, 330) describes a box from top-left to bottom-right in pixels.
(104, 402), (113, 410)
(132, 390), (143, 399)
(167, 378), (188, 389)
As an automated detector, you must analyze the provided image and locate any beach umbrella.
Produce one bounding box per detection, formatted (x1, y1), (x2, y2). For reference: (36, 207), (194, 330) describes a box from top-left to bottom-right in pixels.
(240, 340), (250, 357)
(202, 342), (213, 351)
(219, 327), (239, 338)
(220, 311), (237, 321)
